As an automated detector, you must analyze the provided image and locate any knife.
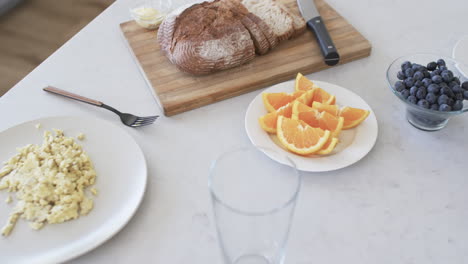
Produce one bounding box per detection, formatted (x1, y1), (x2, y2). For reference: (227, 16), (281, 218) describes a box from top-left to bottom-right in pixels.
(297, 0), (340, 66)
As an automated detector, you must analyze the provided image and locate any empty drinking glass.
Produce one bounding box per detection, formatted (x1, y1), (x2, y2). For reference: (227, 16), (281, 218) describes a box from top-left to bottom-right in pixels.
(209, 146), (301, 264)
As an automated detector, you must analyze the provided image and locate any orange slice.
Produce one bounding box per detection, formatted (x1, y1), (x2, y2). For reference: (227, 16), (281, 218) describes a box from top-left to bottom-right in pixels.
(277, 116), (330, 155)
(292, 110), (320, 128)
(313, 88), (336, 105)
(258, 103), (293, 133)
(317, 137), (339, 155)
(312, 101), (339, 116)
(295, 89), (315, 106)
(292, 100), (314, 116)
(318, 111), (344, 138)
(262, 91), (304, 112)
(340, 106), (370, 129)
(294, 73), (318, 91)
(316, 112), (343, 155)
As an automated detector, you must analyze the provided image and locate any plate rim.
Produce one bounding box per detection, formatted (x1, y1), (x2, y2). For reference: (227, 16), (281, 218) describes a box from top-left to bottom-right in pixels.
(0, 115), (148, 263)
(244, 80), (378, 172)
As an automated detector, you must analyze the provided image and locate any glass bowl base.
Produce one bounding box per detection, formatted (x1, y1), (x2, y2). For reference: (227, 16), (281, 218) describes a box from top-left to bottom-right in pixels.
(406, 109), (449, 131)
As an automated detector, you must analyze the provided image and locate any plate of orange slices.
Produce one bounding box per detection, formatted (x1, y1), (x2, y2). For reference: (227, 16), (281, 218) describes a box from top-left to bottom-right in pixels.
(245, 73), (378, 172)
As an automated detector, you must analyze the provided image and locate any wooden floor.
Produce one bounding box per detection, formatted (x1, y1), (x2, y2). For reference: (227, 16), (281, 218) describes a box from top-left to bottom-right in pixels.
(0, 0), (114, 96)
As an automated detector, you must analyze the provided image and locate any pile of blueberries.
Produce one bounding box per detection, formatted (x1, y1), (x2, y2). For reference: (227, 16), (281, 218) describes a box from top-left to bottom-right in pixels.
(394, 59), (468, 111)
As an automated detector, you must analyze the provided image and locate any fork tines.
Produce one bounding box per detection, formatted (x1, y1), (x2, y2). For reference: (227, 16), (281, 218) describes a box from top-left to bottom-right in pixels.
(131, 116), (159, 127)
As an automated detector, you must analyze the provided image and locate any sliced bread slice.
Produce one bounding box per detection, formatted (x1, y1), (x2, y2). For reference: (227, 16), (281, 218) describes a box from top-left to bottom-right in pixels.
(221, 0), (270, 54)
(240, 0), (295, 42)
(274, 0), (306, 37)
(241, 15), (270, 55)
(246, 13), (278, 50)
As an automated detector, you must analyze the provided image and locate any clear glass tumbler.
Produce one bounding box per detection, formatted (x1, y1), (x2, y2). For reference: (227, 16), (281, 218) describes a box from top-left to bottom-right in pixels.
(209, 146), (301, 264)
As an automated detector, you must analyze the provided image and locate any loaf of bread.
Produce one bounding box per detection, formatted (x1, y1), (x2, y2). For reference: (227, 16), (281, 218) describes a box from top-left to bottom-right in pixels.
(157, 0), (306, 75)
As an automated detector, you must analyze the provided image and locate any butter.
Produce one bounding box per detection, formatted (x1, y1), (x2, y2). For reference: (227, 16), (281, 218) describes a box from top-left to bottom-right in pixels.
(133, 7), (159, 19)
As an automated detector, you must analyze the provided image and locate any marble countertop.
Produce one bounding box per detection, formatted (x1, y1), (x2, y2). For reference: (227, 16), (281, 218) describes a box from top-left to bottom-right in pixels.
(0, 0), (467, 263)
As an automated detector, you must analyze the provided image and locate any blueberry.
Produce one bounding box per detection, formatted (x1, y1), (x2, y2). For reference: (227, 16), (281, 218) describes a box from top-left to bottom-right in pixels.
(427, 83), (440, 94)
(433, 69), (441, 76)
(432, 75), (443, 84)
(453, 77), (460, 85)
(404, 77), (415, 87)
(439, 104), (451, 111)
(452, 85), (463, 93)
(439, 66), (448, 72)
(453, 100), (463, 111)
(422, 78), (432, 87)
(397, 71), (406, 80)
(401, 61), (412, 71)
(449, 81), (458, 88)
(447, 87), (455, 98)
(413, 71), (424, 81)
(455, 92), (464, 100)
(464, 90), (468, 100)
(394, 81), (405, 92)
(437, 59), (446, 67)
(439, 82), (449, 89)
(447, 98), (455, 106)
(441, 70), (453, 82)
(400, 89), (410, 99)
(423, 70), (431, 78)
(410, 86), (418, 96)
(440, 86), (454, 98)
(427, 61), (437, 71)
(438, 94), (449, 105)
(462, 81), (468, 90)
(412, 64), (425, 71)
(408, 95), (418, 104)
(417, 99), (430, 109)
(415, 80), (423, 87)
(405, 68), (415, 78)
(416, 89), (427, 100)
(426, 93), (437, 104)
(430, 104), (439, 110)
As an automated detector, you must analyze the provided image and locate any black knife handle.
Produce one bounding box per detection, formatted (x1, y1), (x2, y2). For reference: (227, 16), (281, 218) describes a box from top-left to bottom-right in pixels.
(307, 16), (340, 66)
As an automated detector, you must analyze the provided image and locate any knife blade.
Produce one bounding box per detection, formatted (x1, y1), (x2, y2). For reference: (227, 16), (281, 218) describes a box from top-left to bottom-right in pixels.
(297, 0), (340, 66)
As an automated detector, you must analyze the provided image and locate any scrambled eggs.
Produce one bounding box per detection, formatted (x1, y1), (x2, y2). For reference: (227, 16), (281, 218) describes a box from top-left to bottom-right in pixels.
(0, 129), (97, 236)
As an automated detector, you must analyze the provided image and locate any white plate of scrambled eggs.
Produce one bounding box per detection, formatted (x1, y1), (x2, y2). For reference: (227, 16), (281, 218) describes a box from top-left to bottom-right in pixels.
(0, 116), (147, 263)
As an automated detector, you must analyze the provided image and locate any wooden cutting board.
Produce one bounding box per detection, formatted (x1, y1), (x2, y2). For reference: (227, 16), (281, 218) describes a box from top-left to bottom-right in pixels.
(120, 0), (371, 116)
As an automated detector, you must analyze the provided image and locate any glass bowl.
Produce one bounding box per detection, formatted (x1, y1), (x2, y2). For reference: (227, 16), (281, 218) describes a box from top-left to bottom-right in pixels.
(130, 0), (173, 30)
(386, 53), (468, 131)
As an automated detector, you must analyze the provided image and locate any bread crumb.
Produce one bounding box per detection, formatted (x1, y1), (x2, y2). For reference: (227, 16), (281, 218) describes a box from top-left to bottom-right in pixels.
(90, 188), (98, 196)
(35, 123), (42, 129)
(77, 133), (85, 141)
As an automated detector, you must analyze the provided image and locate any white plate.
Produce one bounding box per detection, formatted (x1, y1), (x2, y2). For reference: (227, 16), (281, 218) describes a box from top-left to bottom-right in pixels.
(0, 116), (147, 263)
(245, 80), (378, 172)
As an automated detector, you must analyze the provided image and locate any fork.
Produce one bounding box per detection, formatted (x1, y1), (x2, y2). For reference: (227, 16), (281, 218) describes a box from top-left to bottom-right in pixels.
(43, 86), (159, 127)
